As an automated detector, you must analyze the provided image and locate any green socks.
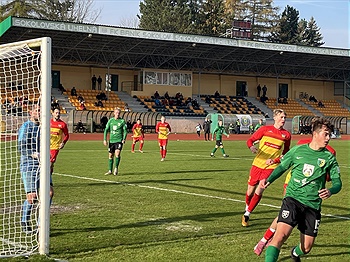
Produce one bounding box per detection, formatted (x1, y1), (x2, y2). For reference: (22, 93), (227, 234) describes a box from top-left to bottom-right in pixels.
(108, 158), (113, 171)
(294, 245), (305, 256)
(115, 157), (120, 168)
(265, 246), (280, 262)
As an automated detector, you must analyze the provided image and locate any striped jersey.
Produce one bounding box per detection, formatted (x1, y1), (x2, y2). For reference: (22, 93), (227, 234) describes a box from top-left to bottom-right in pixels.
(50, 119), (69, 150)
(132, 123), (144, 138)
(247, 125), (291, 169)
(156, 122), (171, 140)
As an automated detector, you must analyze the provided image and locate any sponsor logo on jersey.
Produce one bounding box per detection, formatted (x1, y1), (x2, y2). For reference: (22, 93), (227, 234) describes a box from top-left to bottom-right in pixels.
(282, 210), (289, 219)
(317, 158), (326, 167)
(264, 141), (281, 149)
(303, 163), (315, 177)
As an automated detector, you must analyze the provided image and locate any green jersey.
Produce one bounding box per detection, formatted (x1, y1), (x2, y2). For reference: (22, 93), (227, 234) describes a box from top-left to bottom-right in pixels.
(212, 125), (228, 141)
(254, 123), (262, 131)
(104, 117), (127, 143)
(267, 144), (342, 210)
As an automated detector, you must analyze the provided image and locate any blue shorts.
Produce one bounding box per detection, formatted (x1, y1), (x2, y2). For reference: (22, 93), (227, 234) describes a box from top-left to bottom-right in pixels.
(21, 166), (53, 193)
(21, 166), (39, 194)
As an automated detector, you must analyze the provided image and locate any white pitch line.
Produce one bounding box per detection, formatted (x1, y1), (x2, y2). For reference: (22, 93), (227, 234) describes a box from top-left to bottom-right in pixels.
(54, 172), (350, 221)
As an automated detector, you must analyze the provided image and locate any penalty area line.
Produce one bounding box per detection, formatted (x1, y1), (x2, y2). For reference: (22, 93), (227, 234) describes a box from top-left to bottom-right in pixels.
(54, 172), (350, 221)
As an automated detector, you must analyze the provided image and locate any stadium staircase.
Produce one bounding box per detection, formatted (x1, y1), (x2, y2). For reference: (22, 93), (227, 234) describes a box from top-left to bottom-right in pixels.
(296, 98), (320, 116)
(244, 97), (273, 117)
(201, 95), (265, 116)
(299, 99), (350, 117)
(195, 95), (216, 115)
(51, 87), (74, 114)
(115, 91), (146, 112)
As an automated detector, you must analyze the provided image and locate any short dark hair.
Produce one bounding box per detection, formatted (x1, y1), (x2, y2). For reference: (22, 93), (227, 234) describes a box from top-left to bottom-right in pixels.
(311, 117), (333, 133)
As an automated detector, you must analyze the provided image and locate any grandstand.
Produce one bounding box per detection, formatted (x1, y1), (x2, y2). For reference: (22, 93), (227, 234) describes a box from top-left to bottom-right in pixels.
(1, 17), (350, 134)
(65, 89), (126, 111)
(263, 97), (314, 118)
(202, 95), (264, 115)
(301, 99), (350, 117)
(135, 95), (208, 117)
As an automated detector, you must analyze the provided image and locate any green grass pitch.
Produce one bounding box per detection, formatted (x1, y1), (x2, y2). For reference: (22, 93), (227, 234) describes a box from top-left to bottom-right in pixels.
(5, 139), (350, 261)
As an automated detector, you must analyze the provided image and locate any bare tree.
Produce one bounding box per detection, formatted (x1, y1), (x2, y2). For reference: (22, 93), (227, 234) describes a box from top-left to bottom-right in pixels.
(119, 15), (140, 28)
(0, 0), (100, 23)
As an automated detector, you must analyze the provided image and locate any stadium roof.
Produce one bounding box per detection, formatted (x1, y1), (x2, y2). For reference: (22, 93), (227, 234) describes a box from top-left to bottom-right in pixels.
(1, 16), (350, 81)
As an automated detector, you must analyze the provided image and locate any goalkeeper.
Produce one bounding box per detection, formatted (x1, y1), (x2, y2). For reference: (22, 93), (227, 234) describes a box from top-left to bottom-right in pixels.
(18, 104), (53, 234)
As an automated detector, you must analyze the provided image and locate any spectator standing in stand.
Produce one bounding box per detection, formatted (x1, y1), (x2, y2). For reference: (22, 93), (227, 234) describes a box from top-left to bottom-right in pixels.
(71, 86), (77, 96)
(91, 75), (97, 90)
(257, 84), (261, 97)
(97, 75), (102, 90)
(262, 85), (268, 97)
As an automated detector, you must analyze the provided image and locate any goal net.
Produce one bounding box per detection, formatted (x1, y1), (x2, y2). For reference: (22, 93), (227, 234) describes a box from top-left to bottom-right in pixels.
(0, 37), (51, 257)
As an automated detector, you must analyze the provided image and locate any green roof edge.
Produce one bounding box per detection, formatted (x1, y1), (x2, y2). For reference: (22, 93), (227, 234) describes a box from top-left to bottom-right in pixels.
(0, 16), (13, 38)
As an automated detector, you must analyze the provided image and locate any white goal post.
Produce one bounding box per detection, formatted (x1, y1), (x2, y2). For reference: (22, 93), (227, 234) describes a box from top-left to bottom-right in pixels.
(0, 37), (51, 257)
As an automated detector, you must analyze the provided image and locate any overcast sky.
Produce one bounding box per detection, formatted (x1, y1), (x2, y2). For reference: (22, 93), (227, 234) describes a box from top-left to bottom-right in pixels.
(93, 0), (349, 49)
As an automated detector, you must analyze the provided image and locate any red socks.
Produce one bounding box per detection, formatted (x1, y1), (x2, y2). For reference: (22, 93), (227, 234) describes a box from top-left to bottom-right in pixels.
(245, 193), (253, 206)
(247, 193), (262, 212)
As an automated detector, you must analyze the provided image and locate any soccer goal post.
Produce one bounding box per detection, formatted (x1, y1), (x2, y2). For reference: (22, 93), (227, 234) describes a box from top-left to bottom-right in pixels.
(0, 37), (51, 257)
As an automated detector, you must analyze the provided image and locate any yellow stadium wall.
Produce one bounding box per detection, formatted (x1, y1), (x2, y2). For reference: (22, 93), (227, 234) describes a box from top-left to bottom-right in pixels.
(53, 65), (336, 101)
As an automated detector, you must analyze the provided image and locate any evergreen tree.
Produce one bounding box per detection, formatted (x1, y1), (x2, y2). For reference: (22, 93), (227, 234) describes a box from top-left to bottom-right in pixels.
(199, 0), (226, 36)
(139, 0), (192, 33)
(297, 18), (308, 45)
(271, 5), (300, 44)
(224, 0), (279, 41)
(304, 17), (324, 47)
(0, 0), (37, 20)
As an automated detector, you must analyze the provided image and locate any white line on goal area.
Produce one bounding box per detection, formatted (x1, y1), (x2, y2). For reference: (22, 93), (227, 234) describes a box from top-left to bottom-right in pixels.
(54, 172), (350, 221)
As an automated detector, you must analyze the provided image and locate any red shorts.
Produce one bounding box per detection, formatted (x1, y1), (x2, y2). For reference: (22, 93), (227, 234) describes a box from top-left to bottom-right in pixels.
(158, 139), (168, 147)
(248, 165), (274, 186)
(133, 137), (144, 143)
(50, 149), (60, 163)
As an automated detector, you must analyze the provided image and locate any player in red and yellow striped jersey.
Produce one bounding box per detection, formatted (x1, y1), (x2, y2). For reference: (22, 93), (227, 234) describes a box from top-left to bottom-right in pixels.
(242, 109), (291, 227)
(50, 108), (69, 175)
(253, 138), (336, 256)
(156, 116), (171, 161)
(131, 119), (144, 153)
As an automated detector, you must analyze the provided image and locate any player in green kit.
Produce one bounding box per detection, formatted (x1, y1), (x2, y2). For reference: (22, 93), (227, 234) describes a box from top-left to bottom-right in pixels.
(210, 120), (229, 158)
(260, 117), (342, 262)
(103, 107), (127, 175)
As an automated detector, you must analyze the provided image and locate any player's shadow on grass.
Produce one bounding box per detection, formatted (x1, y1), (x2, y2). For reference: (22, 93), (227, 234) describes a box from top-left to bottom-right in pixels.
(278, 246), (350, 261)
(112, 210), (275, 231)
(124, 169), (232, 176)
